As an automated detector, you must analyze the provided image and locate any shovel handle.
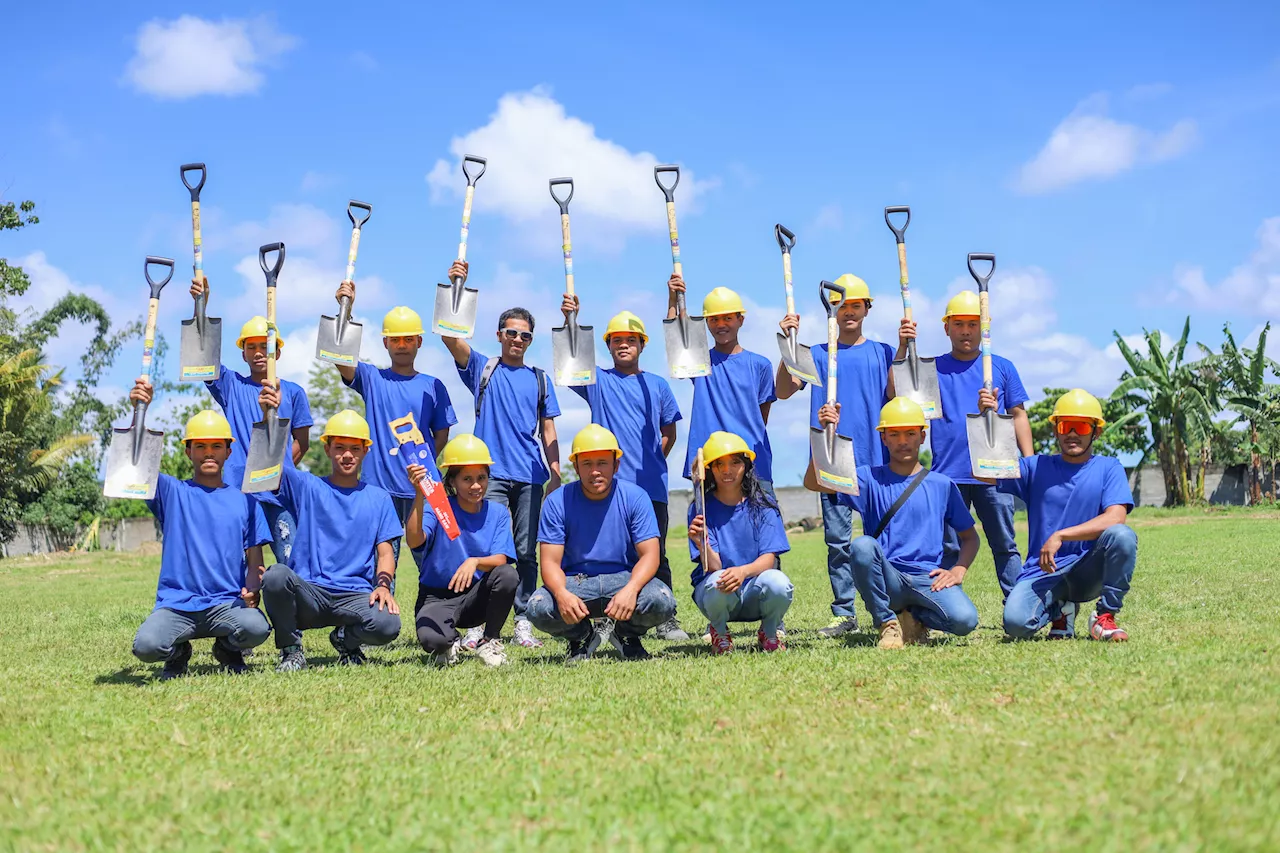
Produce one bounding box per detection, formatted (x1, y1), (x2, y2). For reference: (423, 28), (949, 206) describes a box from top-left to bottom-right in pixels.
(967, 253), (997, 390)
(259, 242), (286, 285)
(819, 279), (845, 320)
(181, 165), (207, 282)
(693, 447), (707, 560)
(775, 225), (797, 314)
(549, 177), (574, 214)
(140, 257), (173, 380)
(458, 165), (479, 264)
(819, 280), (843, 405)
(654, 165), (680, 203)
(774, 224), (795, 253)
(887, 207), (913, 321)
(462, 155), (487, 186)
(180, 163), (206, 202)
(967, 253), (995, 292)
(144, 256), (174, 298)
(345, 202), (371, 282)
(347, 200), (372, 229)
(884, 205), (910, 243)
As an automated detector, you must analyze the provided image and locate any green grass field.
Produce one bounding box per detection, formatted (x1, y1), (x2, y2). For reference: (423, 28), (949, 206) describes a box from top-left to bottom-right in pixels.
(2, 509), (1278, 851)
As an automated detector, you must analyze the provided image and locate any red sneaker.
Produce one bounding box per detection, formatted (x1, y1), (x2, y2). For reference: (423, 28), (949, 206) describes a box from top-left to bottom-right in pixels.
(757, 629), (786, 652)
(1088, 611), (1128, 642)
(1048, 601), (1077, 640)
(709, 626), (734, 655)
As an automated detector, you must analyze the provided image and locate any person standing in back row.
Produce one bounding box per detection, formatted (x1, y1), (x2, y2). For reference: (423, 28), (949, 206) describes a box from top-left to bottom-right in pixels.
(443, 260), (562, 650)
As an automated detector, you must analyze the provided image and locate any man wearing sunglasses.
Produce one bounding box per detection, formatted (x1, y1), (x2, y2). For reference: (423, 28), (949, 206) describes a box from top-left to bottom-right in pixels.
(444, 260), (562, 649)
(988, 389), (1138, 642)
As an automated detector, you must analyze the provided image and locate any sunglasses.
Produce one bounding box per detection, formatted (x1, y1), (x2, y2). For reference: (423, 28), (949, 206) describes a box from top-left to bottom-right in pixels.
(501, 328), (533, 342)
(1056, 420), (1095, 436)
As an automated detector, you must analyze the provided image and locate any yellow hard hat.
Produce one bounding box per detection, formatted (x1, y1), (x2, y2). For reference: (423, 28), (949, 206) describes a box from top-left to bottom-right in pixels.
(321, 409), (373, 446)
(382, 306), (425, 337)
(439, 434), (494, 470)
(942, 290), (983, 322)
(569, 424), (623, 461)
(702, 287), (746, 317)
(700, 430), (756, 466)
(236, 316), (283, 351)
(602, 311), (648, 343)
(876, 397), (928, 432)
(183, 409), (233, 443)
(830, 274), (874, 305)
(1049, 389), (1106, 427)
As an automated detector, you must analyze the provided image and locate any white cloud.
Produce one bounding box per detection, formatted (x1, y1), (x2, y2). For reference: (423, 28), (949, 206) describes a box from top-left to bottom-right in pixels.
(808, 203), (844, 233)
(13, 252), (130, 379)
(426, 89), (714, 233)
(349, 51), (378, 72)
(225, 203), (338, 254)
(123, 15), (296, 100)
(299, 171), (336, 193)
(1171, 217), (1280, 317)
(1016, 94), (1198, 194)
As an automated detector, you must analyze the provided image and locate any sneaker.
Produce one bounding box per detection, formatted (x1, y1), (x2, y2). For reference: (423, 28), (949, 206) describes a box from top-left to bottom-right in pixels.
(609, 630), (653, 661)
(899, 611), (930, 646)
(1088, 611), (1129, 642)
(709, 625), (734, 655)
(818, 615), (859, 638)
(476, 638), (508, 667)
(434, 638), (461, 667)
(757, 629), (785, 652)
(461, 626), (486, 650)
(702, 623), (713, 644)
(565, 627), (605, 666)
(276, 645), (307, 672)
(329, 627), (366, 666)
(211, 638), (248, 674)
(1048, 601), (1077, 640)
(160, 641), (192, 681)
(514, 618), (544, 649)
(654, 616), (690, 642)
(878, 620), (904, 650)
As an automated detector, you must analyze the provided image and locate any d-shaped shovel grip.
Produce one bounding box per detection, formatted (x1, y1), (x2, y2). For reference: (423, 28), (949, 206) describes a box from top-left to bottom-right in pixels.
(884, 206), (910, 243)
(775, 224), (796, 254)
(654, 165), (680, 202)
(819, 280), (845, 319)
(967, 253), (996, 292)
(259, 243), (286, 285)
(463, 155), (487, 186)
(347, 200), (372, 229)
(549, 178), (574, 214)
(180, 163), (206, 202)
(144, 256), (175, 297)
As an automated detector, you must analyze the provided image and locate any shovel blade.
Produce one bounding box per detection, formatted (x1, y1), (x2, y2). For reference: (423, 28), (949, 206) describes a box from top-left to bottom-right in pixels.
(432, 281), (479, 339)
(810, 426), (858, 495)
(550, 321), (597, 386)
(316, 313), (363, 366)
(890, 355), (943, 419)
(663, 316), (711, 379)
(777, 332), (821, 386)
(178, 316), (222, 382)
(242, 417), (292, 493)
(103, 426), (165, 499)
(966, 412), (1020, 479)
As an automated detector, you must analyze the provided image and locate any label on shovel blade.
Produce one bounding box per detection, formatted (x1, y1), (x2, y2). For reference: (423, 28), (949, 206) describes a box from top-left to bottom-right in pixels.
(557, 368), (593, 385)
(117, 482), (150, 497)
(180, 364), (217, 380)
(817, 470), (856, 491)
(673, 362), (712, 379)
(318, 349), (356, 366)
(787, 366), (820, 385)
(434, 319), (472, 337)
(917, 398), (940, 418)
(973, 458), (1019, 479)
(247, 463), (283, 485)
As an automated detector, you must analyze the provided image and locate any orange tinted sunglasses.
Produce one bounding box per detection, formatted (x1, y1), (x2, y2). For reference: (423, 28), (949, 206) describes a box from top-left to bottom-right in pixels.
(1056, 419), (1095, 436)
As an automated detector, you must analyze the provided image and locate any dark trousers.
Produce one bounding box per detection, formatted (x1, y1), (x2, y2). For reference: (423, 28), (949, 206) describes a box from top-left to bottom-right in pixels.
(652, 500), (673, 591)
(261, 564), (401, 650)
(414, 564), (519, 653)
(485, 479), (545, 619)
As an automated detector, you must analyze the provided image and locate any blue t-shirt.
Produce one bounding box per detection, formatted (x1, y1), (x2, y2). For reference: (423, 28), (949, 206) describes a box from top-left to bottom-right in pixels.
(572, 368), (681, 503)
(998, 455), (1135, 580)
(147, 473), (271, 611)
(346, 361), (457, 498)
(838, 466), (975, 573)
(410, 497), (516, 589)
(683, 348), (776, 481)
(932, 352), (1028, 485)
(207, 366), (313, 505)
(537, 480), (659, 577)
(807, 340), (894, 469)
(687, 494), (790, 588)
(276, 466), (403, 593)
(459, 349), (562, 484)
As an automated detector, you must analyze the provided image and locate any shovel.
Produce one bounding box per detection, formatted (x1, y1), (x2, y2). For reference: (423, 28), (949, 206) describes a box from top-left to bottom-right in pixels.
(243, 243), (292, 493)
(317, 200), (372, 365)
(549, 177), (596, 386)
(885, 206), (941, 419)
(388, 412), (460, 541)
(656, 165), (711, 379)
(965, 253), (1020, 479)
(810, 280), (858, 496)
(433, 155), (486, 338)
(692, 447), (708, 565)
(178, 163), (221, 382)
(104, 257), (174, 500)
(773, 224), (820, 386)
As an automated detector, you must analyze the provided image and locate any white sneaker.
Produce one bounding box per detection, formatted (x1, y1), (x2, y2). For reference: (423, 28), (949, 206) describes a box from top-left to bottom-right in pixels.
(461, 626), (486, 650)
(433, 638), (460, 667)
(476, 638), (508, 667)
(514, 618), (543, 648)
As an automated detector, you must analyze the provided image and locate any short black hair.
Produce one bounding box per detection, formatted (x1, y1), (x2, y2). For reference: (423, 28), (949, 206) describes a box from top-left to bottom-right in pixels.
(498, 308), (535, 333)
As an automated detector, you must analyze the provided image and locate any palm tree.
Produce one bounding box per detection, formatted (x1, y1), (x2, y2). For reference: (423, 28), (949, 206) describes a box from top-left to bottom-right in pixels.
(1200, 322), (1277, 505)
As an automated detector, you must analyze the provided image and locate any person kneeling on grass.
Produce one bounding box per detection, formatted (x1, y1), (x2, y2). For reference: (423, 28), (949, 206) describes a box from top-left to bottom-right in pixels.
(993, 389), (1138, 642)
(129, 399), (273, 680)
(688, 431), (792, 654)
(526, 425), (676, 665)
(406, 435), (518, 668)
(806, 397), (981, 649)
(257, 396), (403, 672)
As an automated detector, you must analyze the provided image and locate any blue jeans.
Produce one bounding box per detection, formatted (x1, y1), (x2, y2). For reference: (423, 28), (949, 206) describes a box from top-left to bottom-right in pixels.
(261, 503), (296, 565)
(133, 601), (271, 662)
(694, 569), (793, 637)
(526, 571), (676, 641)
(942, 483), (1021, 599)
(1003, 524), (1138, 639)
(486, 479), (545, 619)
(850, 535), (979, 635)
(260, 564), (401, 650)
(821, 491), (858, 618)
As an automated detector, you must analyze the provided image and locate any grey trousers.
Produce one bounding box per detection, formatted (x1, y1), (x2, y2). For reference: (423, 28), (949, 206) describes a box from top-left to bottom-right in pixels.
(133, 601), (271, 662)
(261, 564), (401, 650)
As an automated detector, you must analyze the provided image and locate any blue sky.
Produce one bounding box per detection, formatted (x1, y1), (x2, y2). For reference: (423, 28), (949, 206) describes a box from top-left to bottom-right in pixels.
(5, 2), (1280, 484)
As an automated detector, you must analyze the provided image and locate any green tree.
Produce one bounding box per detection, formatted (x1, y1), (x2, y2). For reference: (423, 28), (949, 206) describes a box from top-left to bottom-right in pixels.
(19, 460), (104, 550)
(1025, 387), (1147, 457)
(1198, 322), (1277, 505)
(300, 360), (364, 476)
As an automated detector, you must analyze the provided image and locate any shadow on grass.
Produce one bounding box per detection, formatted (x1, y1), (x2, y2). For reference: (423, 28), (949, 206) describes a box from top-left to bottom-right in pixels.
(94, 667), (150, 686)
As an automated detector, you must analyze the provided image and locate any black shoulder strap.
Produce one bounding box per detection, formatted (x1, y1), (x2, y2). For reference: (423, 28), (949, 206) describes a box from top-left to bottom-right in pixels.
(533, 367), (548, 437)
(474, 357), (500, 419)
(872, 467), (932, 539)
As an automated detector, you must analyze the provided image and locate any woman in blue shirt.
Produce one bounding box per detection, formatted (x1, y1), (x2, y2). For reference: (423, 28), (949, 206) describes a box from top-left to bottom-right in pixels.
(407, 435), (518, 667)
(687, 431), (793, 654)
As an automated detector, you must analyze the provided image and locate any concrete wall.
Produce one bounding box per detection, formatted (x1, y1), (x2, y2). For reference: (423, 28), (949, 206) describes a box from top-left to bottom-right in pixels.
(668, 486), (822, 528)
(1127, 463), (1274, 508)
(2, 517), (161, 558)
